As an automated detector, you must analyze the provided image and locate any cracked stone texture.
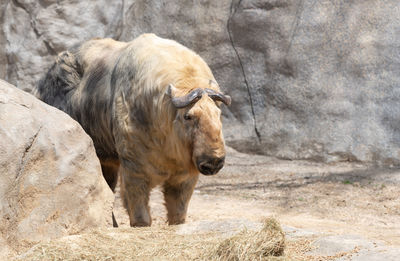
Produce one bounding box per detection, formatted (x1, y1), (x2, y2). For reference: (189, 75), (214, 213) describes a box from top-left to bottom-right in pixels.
(0, 79), (114, 258)
(2, 0), (400, 165)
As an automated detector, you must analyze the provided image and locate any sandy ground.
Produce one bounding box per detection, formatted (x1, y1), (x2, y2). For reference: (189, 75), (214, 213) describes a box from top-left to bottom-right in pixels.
(114, 147), (400, 248)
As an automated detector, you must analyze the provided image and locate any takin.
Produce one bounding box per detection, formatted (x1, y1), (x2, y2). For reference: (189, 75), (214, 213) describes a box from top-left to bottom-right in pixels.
(34, 33), (231, 227)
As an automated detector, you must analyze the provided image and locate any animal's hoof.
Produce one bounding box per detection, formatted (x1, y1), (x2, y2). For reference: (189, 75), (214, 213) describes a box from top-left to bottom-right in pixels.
(131, 221), (151, 227)
(168, 219), (186, 225)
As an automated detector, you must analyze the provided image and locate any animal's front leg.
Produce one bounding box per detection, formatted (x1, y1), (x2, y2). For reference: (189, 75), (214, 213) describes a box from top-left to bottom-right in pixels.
(120, 165), (151, 227)
(163, 175), (199, 225)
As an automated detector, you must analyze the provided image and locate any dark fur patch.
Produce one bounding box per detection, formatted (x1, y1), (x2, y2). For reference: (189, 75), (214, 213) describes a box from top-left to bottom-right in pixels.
(77, 59), (121, 159)
(110, 49), (136, 88)
(85, 61), (107, 93)
(111, 52), (151, 129)
(163, 177), (198, 199)
(163, 183), (182, 198)
(120, 157), (143, 174)
(132, 103), (149, 127)
(110, 60), (120, 89)
(36, 51), (81, 112)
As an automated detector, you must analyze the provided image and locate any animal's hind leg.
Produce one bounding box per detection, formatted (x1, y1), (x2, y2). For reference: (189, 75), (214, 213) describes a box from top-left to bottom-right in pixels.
(120, 165), (151, 227)
(163, 175), (199, 225)
(100, 160), (120, 192)
(100, 159), (120, 227)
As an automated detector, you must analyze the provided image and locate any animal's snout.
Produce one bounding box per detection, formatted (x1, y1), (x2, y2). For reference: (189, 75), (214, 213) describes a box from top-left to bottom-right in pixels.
(197, 156), (225, 175)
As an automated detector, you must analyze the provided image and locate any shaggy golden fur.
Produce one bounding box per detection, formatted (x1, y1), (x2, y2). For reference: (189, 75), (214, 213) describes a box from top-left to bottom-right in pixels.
(35, 34), (228, 226)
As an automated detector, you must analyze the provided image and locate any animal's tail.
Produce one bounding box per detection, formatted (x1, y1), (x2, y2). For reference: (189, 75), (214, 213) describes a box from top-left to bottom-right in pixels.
(33, 50), (82, 112)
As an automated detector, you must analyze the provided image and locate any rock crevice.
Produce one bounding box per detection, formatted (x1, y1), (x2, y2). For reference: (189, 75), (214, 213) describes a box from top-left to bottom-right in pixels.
(227, 0), (261, 143)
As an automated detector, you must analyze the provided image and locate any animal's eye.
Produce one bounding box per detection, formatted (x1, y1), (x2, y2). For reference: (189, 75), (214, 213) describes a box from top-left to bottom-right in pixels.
(184, 113), (192, 121)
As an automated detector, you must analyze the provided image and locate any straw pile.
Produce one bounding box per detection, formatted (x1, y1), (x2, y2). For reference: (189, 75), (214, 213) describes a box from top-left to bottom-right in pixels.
(14, 218), (292, 261)
(208, 217), (285, 260)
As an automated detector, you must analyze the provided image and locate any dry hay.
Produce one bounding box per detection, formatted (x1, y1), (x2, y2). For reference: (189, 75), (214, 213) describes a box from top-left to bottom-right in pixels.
(206, 217), (285, 261)
(14, 218), (313, 261)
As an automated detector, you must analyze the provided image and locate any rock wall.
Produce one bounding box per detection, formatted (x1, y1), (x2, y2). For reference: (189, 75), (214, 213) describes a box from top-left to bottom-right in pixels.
(1, 0), (400, 165)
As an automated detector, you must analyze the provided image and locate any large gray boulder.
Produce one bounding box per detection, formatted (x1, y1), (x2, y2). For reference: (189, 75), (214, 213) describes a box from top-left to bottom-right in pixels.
(2, 0), (400, 165)
(0, 79), (114, 258)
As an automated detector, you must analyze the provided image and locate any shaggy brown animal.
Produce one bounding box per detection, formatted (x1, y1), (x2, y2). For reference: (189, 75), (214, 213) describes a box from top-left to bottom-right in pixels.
(34, 34), (231, 226)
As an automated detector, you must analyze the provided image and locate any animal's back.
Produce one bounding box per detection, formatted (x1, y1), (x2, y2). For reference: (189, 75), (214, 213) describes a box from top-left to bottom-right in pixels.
(122, 34), (215, 96)
(35, 38), (128, 159)
(35, 38), (127, 112)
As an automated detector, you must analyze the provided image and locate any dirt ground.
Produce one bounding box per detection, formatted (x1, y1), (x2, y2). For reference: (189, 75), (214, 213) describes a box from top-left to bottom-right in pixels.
(18, 146), (400, 260)
(114, 146), (400, 248)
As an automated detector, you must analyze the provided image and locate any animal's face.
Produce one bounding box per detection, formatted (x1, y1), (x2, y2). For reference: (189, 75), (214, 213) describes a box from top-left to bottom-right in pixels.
(168, 85), (231, 175)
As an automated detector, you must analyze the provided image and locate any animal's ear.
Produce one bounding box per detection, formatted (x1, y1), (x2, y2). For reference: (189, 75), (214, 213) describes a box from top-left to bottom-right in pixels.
(165, 84), (177, 97)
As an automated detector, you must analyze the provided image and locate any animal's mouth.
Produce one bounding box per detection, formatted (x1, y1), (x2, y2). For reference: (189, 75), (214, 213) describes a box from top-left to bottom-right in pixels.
(196, 155), (225, 175)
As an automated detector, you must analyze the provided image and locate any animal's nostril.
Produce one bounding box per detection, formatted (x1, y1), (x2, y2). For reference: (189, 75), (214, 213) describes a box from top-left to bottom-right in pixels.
(198, 157), (225, 175)
(199, 163), (214, 174)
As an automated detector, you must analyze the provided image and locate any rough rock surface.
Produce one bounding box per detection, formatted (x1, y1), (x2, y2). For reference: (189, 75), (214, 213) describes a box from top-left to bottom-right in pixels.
(307, 234), (400, 261)
(2, 0), (400, 165)
(0, 80), (114, 257)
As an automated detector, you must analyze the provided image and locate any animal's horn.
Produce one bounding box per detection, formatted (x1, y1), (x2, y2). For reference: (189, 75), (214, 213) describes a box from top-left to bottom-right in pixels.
(166, 84), (204, 108)
(205, 88), (232, 106)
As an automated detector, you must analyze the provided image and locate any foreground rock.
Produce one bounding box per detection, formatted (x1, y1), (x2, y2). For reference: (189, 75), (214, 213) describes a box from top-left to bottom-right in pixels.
(0, 80), (114, 258)
(2, 0), (400, 165)
(306, 234), (400, 261)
